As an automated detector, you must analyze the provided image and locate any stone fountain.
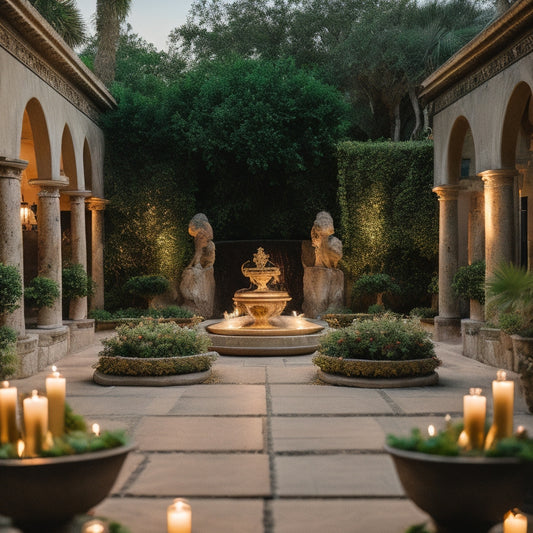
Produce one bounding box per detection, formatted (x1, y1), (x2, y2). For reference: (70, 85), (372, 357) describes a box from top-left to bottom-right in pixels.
(205, 248), (325, 355)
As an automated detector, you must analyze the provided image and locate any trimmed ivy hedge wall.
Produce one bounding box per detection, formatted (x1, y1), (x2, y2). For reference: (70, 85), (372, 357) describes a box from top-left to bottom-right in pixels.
(337, 140), (438, 312)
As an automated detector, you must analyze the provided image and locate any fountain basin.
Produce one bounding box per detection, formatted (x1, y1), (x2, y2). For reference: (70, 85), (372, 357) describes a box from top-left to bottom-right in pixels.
(233, 289), (291, 329)
(204, 317), (326, 355)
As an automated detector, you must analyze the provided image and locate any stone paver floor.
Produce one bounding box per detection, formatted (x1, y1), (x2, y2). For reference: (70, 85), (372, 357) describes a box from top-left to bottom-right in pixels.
(5, 332), (533, 532)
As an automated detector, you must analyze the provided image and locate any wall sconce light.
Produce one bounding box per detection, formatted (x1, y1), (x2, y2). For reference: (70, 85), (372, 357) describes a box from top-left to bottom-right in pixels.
(20, 198), (37, 231)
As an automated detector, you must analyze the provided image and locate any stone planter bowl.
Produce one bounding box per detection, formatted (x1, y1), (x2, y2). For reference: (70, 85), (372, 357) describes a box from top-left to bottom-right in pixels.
(385, 444), (531, 533)
(0, 443), (134, 532)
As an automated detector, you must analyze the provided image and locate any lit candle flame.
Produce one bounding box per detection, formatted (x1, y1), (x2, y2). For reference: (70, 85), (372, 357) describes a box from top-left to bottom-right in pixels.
(428, 424), (436, 437)
(457, 430), (469, 447)
(17, 439), (25, 457)
(497, 369), (507, 381)
(1, 381), (8, 389)
(31, 389), (39, 400)
(82, 519), (106, 533)
(444, 414), (451, 424)
(92, 423), (100, 436)
(469, 387), (482, 396)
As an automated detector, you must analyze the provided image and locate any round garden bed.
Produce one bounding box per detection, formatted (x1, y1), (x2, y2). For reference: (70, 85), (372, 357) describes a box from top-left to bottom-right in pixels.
(93, 352), (218, 386)
(313, 354), (440, 388)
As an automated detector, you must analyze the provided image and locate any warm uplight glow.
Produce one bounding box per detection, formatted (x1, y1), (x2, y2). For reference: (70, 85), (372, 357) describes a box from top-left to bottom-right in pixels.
(457, 430), (469, 447)
(223, 308), (240, 320)
(92, 423), (100, 436)
(428, 425), (436, 437)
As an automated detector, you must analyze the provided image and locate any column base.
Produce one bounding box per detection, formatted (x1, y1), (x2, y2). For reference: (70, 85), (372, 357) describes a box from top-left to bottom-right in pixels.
(461, 319), (484, 359)
(434, 316), (461, 342)
(64, 319), (95, 352)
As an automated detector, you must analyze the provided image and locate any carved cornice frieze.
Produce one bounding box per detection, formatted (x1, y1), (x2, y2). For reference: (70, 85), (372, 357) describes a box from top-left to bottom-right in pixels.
(0, 21), (101, 123)
(432, 32), (533, 115)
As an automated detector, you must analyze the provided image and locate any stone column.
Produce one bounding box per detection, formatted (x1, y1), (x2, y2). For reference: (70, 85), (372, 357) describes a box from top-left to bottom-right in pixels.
(87, 197), (108, 310)
(433, 185), (461, 340)
(480, 169), (517, 281)
(63, 190), (92, 320)
(29, 178), (68, 328)
(0, 158), (28, 336)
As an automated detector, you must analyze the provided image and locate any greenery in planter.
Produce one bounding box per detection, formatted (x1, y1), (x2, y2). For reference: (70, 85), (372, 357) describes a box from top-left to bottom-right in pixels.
(24, 276), (60, 309)
(367, 304), (385, 315)
(352, 273), (400, 309)
(62, 264), (94, 300)
(452, 260), (485, 304)
(0, 326), (18, 379)
(100, 320), (211, 359)
(387, 422), (533, 460)
(317, 315), (435, 361)
(123, 275), (170, 308)
(0, 263), (22, 315)
(487, 263), (533, 336)
(0, 403), (128, 459)
(313, 315), (439, 378)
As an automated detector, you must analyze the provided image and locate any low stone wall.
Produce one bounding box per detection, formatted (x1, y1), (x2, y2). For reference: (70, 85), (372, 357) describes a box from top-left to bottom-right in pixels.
(16, 320), (95, 378)
(461, 319), (516, 371)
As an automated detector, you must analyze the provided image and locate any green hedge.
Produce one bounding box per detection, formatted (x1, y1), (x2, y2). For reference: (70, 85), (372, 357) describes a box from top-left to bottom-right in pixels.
(337, 140), (437, 311)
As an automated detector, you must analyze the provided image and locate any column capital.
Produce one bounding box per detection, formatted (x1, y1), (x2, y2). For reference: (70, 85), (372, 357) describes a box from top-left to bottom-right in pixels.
(459, 177), (484, 193)
(63, 190), (93, 198)
(478, 168), (518, 187)
(0, 157), (28, 179)
(432, 184), (460, 200)
(29, 178), (69, 189)
(86, 197), (109, 211)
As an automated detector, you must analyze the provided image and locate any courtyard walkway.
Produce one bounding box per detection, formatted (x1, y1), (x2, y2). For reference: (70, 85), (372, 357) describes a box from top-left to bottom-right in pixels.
(8, 331), (533, 533)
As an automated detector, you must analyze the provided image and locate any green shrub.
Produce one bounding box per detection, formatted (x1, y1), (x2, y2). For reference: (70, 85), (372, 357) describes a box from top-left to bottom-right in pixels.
(353, 273), (400, 306)
(94, 306), (194, 320)
(498, 312), (523, 335)
(0, 325), (18, 379)
(123, 276), (170, 307)
(0, 263), (22, 315)
(367, 304), (385, 314)
(100, 320), (211, 359)
(452, 260), (485, 304)
(62, 264), (94, 300)
(88, 309), (114, 321)
(318, 314), (435, 361)
(24, 276), (60, 308)
(409, 307), (438, 319)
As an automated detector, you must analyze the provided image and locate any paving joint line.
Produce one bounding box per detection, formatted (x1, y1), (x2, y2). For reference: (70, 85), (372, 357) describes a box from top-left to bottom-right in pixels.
(264, 367), (275, 533)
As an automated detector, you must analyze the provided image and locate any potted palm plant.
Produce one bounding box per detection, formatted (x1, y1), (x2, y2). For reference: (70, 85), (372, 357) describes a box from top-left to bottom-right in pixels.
(487, 263), (533, 411)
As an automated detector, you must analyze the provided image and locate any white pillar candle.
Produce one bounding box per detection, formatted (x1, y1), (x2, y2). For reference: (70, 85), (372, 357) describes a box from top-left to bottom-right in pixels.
(504, 510), (527, 533)
(493, 369), (514, 439)
(167, 498), (191, 533)
(463, 387), (486, 449)
(23, 390), (48, 457)
(46, 365), (65, 437)
(0, 381), (18, 445)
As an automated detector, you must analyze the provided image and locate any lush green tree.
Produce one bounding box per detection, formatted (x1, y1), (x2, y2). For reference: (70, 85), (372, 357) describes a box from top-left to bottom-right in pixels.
(172, 0), (492, 141)
(29, 0), (86, 47)
(94, 0), (132, 85)
(171, 56), (350, 239)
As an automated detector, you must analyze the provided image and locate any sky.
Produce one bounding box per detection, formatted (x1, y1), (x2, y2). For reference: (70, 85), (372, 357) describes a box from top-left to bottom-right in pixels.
(76, 0), (195, 51)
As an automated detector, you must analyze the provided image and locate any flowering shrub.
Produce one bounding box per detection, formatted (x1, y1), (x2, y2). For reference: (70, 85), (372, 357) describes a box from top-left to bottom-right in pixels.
(100, 320), (211, 359)
(318, 314), (435, 361)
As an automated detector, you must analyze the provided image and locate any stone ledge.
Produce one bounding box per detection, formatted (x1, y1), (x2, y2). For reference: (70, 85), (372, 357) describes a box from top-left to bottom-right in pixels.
(93, 369), (212, 387)
(317, 369), (439, 388)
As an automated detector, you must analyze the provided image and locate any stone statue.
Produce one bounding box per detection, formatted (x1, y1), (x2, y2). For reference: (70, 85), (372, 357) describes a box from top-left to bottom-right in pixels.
(302, 211), (344, 318)
(311, 211), (342, 269)
(180, 213), (215, 318)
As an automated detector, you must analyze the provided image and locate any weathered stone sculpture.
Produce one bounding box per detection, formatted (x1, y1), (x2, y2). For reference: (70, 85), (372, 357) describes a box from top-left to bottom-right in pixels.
(179, 213), (215, 318)
(302, 211), (344, 318)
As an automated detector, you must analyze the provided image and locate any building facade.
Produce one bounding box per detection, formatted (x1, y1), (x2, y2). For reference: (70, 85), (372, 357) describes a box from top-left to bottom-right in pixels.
(420, 0), (533, 353)
(0, 0), (114, 375)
